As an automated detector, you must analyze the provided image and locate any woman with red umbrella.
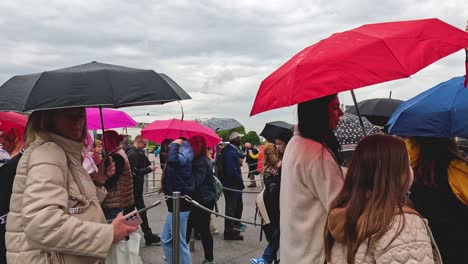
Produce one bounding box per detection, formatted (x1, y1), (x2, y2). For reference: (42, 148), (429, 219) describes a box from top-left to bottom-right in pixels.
(280, 94), (345, 264)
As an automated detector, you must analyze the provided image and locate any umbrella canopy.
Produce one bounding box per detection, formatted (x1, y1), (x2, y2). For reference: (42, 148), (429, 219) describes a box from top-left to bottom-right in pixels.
(0, 61), (191, 111)
(260, 121), (294, 143)
(141, 118), (221, 147)
(335, 113), (381, 145)
(86, 108), (137, 130)
(387, 76), (468, 138)
(346, 98), (403, 126)
(0, 112), (28, 131)
(201, 118), (243, 132)
(250, 18), (468, 116)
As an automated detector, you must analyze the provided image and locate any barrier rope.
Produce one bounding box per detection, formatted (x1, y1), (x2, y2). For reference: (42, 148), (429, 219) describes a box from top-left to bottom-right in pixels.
(183, 195), (259, 226)
(222, 186), (262, 194)
(106, 197), (167, 223)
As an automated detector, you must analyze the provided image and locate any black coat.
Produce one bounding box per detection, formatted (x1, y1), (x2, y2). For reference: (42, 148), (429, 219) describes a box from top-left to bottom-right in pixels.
(125, 146), (151, 194)
(410, 161), (468, 263)
(0, 153), (22, 264)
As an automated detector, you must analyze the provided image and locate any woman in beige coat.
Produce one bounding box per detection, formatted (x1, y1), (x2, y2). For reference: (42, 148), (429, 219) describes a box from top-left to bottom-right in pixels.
(6, 107), (137, 264)
(325, 135), (442, 264)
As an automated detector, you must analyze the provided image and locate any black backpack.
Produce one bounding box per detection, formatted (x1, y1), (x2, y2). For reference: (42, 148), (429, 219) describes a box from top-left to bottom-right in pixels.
(214, 150), (225, 182)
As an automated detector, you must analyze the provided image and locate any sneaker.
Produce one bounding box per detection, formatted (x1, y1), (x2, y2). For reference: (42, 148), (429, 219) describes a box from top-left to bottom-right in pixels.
(250, 258), (267, 264)
(202, 260), (214, 264)
(162, 255), (167, 262)
(211, 228), (219, 235)
(233, 223), (247, 232)
(247, 183), (257, 188)
(240, 223), (247, 231)
(144, 233), (161, 246)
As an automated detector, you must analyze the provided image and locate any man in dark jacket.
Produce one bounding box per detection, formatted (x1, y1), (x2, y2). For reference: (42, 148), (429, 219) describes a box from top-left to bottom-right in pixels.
(125, 135), (160, 245)
(221, 131), (245, 240)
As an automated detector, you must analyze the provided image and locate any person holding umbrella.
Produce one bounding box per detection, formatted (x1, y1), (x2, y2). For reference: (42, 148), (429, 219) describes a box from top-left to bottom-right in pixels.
(5, 108), (137, 264)
(160, 138), (194, 264)
(280, 94), (345, 263)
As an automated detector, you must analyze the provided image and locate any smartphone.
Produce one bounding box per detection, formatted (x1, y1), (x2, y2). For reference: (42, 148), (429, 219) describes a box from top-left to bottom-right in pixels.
(123, 210), (143, 227)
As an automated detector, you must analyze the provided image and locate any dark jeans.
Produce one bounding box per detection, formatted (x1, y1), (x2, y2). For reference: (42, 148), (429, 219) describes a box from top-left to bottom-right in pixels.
(262, 223), (280, 263)
(186, 200), (215, 261)
(1, 225), (6, 264)
(223, 190), (243, 234)
(134, 186), (153, 235)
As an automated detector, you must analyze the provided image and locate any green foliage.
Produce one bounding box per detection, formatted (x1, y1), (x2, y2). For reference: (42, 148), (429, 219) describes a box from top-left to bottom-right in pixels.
(241, 131), (261, 146)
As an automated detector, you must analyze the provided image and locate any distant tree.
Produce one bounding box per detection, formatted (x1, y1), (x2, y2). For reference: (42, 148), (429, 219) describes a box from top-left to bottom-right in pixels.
(241, 131), (261, 146)
(216, 126), (246, 141)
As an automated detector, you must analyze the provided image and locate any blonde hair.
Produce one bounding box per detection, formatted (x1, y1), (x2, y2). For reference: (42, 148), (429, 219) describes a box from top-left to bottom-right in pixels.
(24, 108), (88, 148)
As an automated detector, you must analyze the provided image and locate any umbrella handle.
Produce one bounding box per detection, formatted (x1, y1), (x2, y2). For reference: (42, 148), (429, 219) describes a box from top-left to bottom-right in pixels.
(349, 90), (367, 137)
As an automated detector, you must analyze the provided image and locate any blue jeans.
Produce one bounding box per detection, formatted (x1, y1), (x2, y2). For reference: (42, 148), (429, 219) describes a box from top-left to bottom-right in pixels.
(262, 243), (274, 263)
(162, 211), (191, 264)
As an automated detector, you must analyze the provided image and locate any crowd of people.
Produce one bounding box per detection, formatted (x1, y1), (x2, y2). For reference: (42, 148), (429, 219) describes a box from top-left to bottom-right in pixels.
(0, 93), (467, 264)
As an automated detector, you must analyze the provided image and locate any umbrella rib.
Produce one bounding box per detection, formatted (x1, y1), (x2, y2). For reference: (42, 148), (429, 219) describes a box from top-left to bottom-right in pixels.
(24, 73), (47, 111)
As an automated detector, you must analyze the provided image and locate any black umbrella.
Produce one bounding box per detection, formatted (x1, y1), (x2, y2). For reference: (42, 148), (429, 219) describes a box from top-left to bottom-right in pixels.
(346, 98), (403, 126)
(0, 61), (191, 111)
(260, 121), (294, 143)
(0, 61), (191, 152)
(335, 113), (381, 145)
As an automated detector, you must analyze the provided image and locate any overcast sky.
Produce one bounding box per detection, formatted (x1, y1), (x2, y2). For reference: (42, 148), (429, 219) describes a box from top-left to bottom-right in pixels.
(0, 1), (467, 133)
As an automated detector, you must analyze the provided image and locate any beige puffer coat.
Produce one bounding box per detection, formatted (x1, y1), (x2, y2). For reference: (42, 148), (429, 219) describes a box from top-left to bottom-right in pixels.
(327, 207), (443, 264)
(6, 133), (114, 264)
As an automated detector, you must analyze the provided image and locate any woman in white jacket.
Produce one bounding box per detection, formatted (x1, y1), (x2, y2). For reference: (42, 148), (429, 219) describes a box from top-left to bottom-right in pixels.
(324, 135), (442, 264)
(280, 94), (345, 264)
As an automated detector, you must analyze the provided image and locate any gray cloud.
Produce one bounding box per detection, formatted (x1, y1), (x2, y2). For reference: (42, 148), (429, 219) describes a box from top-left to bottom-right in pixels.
(0, 0), (467, 133)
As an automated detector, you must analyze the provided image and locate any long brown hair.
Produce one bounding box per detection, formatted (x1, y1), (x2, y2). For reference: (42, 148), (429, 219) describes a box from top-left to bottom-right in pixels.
(324, 135), (412, 264)
(412, 136), (465, 188)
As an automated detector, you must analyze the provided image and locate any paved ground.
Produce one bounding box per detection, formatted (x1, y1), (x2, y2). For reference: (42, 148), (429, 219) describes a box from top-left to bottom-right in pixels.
(138, 158), (268, 264)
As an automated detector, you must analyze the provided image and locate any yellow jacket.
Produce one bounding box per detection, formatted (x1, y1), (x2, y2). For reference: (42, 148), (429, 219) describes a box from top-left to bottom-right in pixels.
(406, 138), (468, 205)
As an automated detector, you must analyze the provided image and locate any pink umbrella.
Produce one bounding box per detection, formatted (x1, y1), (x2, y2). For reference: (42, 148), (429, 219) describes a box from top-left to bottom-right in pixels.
(141, 118), (221, 147)
(86, 108), (137, 130)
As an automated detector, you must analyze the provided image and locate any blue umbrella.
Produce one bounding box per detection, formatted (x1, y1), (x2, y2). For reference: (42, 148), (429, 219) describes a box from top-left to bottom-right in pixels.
(387, 76), (468, 137)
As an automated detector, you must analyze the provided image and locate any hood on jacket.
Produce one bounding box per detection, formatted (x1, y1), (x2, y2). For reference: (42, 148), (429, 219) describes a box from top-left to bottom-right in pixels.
(328, 205), (420, 243)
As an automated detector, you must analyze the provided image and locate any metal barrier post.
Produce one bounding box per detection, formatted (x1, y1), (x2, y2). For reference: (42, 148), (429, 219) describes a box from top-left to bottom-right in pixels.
(152, 161), (156, 190)
(172, 192), (181, 264)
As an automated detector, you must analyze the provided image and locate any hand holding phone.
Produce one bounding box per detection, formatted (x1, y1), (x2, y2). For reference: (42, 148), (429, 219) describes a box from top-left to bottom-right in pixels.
(123, 210), (143, 227)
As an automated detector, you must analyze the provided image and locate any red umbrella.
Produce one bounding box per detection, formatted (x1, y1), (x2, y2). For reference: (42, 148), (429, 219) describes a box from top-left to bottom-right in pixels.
(141, 118), (221, 147)
(0, 112), (28, 132)
(250, 18), (468, 116)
